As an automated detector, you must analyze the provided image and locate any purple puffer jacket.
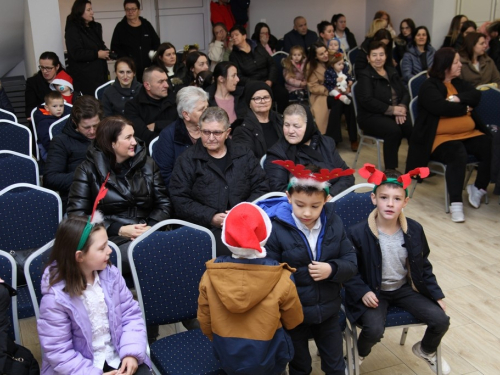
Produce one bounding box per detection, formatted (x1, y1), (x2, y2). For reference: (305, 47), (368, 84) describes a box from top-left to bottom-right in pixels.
(38, 264), (151, 375)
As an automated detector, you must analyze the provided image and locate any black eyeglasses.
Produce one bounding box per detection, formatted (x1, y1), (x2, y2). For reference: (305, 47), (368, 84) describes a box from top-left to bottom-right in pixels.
(200, 129), (227, 138)
(125, 7), (138, 12)
(38, 65), (55, 72)
(251, 95), (271, 103)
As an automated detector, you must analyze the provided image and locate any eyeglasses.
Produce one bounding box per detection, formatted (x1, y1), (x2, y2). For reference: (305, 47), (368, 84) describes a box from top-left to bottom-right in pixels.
(200, 129), (227, 138)
(125, 7), (138, 12)
(251, 95), (271, 103)
(260, 32), (269, 36)
(38, 65), (55, 72)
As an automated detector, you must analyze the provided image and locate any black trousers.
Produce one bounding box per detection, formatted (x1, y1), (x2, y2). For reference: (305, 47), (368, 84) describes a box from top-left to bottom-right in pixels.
(326, 98), (357, 144)
(288, 313), (345, 375)
(360, 114), (412, 170)
(272, 82), (291, 114)
(431, 135), (492, 203)
(356, 283), (450, 357)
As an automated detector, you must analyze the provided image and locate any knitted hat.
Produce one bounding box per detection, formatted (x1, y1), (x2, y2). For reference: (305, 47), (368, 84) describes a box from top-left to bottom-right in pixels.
(244, 81), (273, 106)
(221, 202), (272, 259)
(50, 70), (74, 93)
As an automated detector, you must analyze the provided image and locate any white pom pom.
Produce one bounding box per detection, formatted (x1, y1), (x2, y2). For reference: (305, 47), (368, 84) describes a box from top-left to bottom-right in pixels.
(91, 210), (105, 224)
(149, 50), (156, 61)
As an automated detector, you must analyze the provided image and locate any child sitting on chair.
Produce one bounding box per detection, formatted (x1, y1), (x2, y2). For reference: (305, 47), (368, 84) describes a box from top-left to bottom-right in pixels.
(33, 91), (71, 160)
(258, 161), (357, 375)
(197, 201), (304, 375)
(344, 164), (451, 374)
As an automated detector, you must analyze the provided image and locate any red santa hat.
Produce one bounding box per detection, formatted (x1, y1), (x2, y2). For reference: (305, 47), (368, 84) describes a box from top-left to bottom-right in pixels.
(49, 70), (74, 93)
(221, 202), (272, 259)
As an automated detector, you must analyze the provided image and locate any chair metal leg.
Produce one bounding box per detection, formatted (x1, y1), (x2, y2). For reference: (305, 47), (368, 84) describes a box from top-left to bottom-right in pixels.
(399, 327), (409, 345)
(351, 325), (361, 375)
(376, 140), (382, 171)
(436, 344), (443, 375)
(344, 330), (354, 375)
(352, 136), (364, 169)
(409, 179), (418, 198)
(443, 166), (450, 213)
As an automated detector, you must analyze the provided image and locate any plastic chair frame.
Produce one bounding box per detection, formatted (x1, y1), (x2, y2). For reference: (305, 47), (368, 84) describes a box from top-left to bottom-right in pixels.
(0, 108), (17, 123)
(149, 136), (158, 157)
(48, 114), (70, 140)
(0, 150), (40, 187)
(351, 82), (384, 170)
(0, 120), (33, 158)
(128, 219), (216, 374)
(408, 70), (427, 100)
(95, 80), (115, 100)
(252, 191), (287, 203)
(0, 251), (21, 344)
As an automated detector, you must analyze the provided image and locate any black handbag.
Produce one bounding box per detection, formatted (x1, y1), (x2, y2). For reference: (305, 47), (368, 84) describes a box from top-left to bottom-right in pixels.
(0, 333), (39, 375)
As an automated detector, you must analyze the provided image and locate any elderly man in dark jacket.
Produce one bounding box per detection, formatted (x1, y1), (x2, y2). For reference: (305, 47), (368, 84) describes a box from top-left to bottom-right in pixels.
(169, 106), (269, 255)
(43, 95), (102, 212)
(124, 66), (178, 147)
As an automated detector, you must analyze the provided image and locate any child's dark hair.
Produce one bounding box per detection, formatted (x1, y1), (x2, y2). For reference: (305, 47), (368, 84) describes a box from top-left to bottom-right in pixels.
(48, 216), (106, 296)
(45, 91), (64, 104)
(377, 169), (404, 192)
(288, 164), (329, 198)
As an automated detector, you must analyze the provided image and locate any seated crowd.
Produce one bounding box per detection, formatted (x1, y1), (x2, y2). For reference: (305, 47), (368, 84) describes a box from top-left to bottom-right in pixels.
(4, 0), (498, 374)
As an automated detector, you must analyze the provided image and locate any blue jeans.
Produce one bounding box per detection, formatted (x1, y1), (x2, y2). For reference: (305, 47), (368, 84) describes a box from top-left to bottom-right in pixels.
(357, 283), (450, 357)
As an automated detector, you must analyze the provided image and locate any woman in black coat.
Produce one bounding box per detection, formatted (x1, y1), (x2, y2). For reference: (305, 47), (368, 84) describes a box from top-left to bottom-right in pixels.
(264, 104), (354, 198)
(355, 41), (412, 171)
(67, 116), (171, 249)
(65, 0), (109, 95)
(355, 29), (393, 77)
(231, 81), (282, 159)
(406, 48), (491, 222)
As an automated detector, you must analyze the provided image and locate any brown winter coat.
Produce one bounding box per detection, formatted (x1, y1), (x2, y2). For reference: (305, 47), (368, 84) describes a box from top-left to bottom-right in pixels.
(306, 62), (329, 134)
(459, 53), (500, 87)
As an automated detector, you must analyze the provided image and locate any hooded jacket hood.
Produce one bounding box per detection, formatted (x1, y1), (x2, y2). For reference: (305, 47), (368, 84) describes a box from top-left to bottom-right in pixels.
(205, 259), (295, 313)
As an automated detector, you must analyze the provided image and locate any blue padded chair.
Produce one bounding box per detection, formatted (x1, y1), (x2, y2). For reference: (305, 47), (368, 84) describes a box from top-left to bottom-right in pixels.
(0, 108), (17, 122)
(0, 120), (32, 157)
(351, 82), (384, 170)
(48, 114), (70, 140)
(0, 183), (62, 319)
(0, 251), (21, 344)
(0, 151), (40, 190)
(129, 219), (223, 375)
(408, 70), (427, 99)
(95, 80), (114, 100)
(272, 51), (288, 87)
(475, 85), (500, 126)
(348, 47), (359, 65)
(330, 183), (375, 229)
(25, 239), (121, 320)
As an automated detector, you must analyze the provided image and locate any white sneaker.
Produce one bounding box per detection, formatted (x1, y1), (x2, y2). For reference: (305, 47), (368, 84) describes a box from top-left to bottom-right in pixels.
(449, 202), (465, 222)
(344, 356), (364, 375)
(467, 184), (487, 208)
(412, 342), (451, 375)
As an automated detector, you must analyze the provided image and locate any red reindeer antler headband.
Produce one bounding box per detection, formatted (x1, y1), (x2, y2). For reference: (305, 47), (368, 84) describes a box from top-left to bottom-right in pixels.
(358, 163), (429, 196)
(273, 160), (355, 195)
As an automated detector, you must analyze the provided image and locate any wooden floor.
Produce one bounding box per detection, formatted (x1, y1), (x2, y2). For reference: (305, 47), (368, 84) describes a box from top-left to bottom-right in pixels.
(19, 134), (500, 375)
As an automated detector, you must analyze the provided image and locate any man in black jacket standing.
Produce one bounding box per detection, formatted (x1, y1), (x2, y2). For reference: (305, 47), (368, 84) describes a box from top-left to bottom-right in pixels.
(283, 16), (318, 53)
(111, 0), (160, 82)
(124, 66), (178, 147)
(44, 95), (102, 212)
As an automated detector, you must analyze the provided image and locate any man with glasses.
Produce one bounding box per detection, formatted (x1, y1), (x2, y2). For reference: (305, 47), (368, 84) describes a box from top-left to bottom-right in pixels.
(169, 107), (269, 255)
(111, 0), (160, 82)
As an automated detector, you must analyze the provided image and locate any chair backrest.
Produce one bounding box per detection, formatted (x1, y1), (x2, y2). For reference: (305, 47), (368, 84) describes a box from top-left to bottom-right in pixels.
(95, 80), (114, 100)
(0, 183), (62, 251)
(149, 136), (159, 157)
(351, 82), (363, 135)
(49, 114), (70, 140)
(252, 191), (287, 203)
(0, 120), (32, 156)
(0, 251), (20, 343)
(30, 106), (40, 161)
(330, 183), (375, 231)
(475, 86), (500, 126)
(129, 220), (215, 326)
(348, 47), (359, 65)
(272, 52), (289, 86)
(260, 154), (266, 169)
(0, 108), (17, 123)
(408, 70), (427, 99)
(0, 151), (39, 190)
(409, 96), (419, 125)
(25, 239), (121, 319)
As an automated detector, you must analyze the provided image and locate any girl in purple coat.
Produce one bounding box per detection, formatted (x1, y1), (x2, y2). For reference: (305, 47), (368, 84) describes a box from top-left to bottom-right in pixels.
(38, 213), (151, 375)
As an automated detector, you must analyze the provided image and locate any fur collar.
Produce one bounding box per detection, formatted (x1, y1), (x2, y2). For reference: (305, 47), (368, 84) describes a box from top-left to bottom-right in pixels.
(367, 208), (408, 238)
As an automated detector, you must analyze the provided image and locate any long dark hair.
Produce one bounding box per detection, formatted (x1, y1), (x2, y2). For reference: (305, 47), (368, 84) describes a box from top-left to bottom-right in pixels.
(48, 216), (106, 296)
(371, 29), (393, 61)
(331, 14), (345, 31)
(446, 15), (467, 44)
(185, 51), (208, 84)
(251, 22), (276, 50)
(428, 47), (457, 81)
(68, 0), (92, 27)
(213, 61), (237, 82)
(306, 42), (327, 81)
(152, 42), (177, 69)
(411, 26), (431, 49)
(398, 18), (416, 40)
(95, 116), (131, 170)
(460, 32), (486, 60)
(39, 51), (64, 73)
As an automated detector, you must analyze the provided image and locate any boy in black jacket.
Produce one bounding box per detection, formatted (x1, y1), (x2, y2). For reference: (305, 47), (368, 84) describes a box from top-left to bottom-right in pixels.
(344, 164), (451, 374)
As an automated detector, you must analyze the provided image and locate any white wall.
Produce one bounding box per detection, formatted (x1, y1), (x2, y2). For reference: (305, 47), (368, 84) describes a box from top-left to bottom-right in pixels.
(0, 1), (24, 77)
(248, 0), (367, 46)
(432, 0), (457, 48)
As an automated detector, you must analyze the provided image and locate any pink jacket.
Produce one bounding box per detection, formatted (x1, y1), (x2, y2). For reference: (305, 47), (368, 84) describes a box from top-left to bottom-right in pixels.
(284, 61), (306, 92)
(38, 264), (150, 375)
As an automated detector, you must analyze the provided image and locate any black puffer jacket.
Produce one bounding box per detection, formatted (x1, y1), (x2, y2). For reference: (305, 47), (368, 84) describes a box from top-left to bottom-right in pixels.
(124, 86), (178, 146)
(169, 139), (270, 229)
(110, 16), (160, 82)
(229, 40), (277, 85)
(355, 64), (410, 125)
(65, 18), (109, 95)
(264, 135), (354, 196)
(206, 84), (247, 122)
(258, 198), (357, 325)
(67, 140), (171, 237)
(43, 118), (92, 211)
(231, 109), (283, 160)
